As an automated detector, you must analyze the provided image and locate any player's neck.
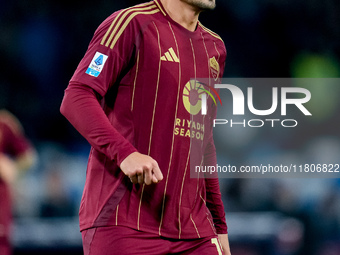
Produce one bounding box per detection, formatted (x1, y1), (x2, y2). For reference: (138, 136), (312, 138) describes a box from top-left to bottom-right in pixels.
(160, 0), (200, 32)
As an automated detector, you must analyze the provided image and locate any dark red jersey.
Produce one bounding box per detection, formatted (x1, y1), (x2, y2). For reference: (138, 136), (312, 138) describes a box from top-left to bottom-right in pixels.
(62, 0), (227, 239)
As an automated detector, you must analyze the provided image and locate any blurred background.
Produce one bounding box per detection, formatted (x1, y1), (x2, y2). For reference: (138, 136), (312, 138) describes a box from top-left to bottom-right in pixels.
(0, 0), (340, 254)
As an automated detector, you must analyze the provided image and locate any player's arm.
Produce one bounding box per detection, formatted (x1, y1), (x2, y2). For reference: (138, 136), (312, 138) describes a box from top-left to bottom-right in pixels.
(205, 177), (231, 255)
(60, 84), (162, 184)
(0, 151), (35, 185)
(0, 153), (18, 185)
(204, 149), (228, 233)
(61, 83), (137, 166)
(218, 233), (231, 255)
(205, 40), (230, 254)
(204, 141), (230, 254)
(60, 13), (162, 184)
(0, 112), (36, 184)
(203, 104), (230, 254)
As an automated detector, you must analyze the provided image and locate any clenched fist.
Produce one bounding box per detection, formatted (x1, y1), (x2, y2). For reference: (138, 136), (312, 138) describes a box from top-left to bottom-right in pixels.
(120, 152), (163, 185)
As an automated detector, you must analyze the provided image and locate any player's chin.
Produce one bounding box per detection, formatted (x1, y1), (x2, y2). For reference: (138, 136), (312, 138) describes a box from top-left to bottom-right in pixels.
(199, 1), (216, 11)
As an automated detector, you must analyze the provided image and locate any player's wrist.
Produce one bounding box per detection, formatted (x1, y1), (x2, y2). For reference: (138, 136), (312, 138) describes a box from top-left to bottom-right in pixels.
(117, 147), (138, 167)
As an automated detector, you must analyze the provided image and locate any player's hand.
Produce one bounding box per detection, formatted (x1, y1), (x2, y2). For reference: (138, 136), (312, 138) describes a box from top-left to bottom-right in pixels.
(218, 234), (231, 255)
(120, 152), (163, 185)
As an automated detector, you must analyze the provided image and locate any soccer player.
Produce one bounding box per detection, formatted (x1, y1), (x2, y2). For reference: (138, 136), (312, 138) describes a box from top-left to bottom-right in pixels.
(60, 0), (231, 254)
(0, 110), (36, 255)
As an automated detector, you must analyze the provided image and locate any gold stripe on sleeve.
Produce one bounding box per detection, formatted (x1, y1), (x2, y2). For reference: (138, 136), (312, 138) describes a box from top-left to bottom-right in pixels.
(106, 3), (157, 47)
(101, 2), (154, 46)
(200, 24), (224, 43)
(109, 8), (160, 49)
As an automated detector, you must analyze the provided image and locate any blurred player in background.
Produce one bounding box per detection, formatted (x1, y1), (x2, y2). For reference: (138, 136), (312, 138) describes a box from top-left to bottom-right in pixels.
(0, 110), (36, 255)
(61, 0), (231, 254)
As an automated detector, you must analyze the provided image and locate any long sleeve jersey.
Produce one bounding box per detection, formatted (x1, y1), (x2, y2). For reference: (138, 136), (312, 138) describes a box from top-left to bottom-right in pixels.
(61, 0), (228, 239)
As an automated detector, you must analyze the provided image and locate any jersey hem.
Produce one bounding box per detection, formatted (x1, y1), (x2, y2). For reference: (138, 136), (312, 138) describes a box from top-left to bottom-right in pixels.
(79, 221), (217, 240)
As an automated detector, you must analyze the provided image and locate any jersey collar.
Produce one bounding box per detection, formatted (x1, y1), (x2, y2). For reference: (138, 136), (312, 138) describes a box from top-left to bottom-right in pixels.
(153, 0), (202, 35)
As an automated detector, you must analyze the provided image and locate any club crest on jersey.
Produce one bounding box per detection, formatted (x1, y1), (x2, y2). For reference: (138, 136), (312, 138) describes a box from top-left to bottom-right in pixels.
(210, 57), (220, 81)
(86, 52), (108, 77)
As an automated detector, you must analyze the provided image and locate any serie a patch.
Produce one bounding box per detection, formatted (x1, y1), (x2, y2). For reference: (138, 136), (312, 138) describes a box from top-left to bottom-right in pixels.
(85, 52), (108, 77)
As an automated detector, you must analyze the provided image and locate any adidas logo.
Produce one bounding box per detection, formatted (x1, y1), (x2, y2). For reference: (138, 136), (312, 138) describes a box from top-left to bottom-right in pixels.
(161, 47), (179, 63)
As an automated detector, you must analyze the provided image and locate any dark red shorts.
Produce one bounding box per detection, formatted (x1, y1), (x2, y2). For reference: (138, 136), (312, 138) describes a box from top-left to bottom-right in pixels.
(82, 225), (223, 255)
